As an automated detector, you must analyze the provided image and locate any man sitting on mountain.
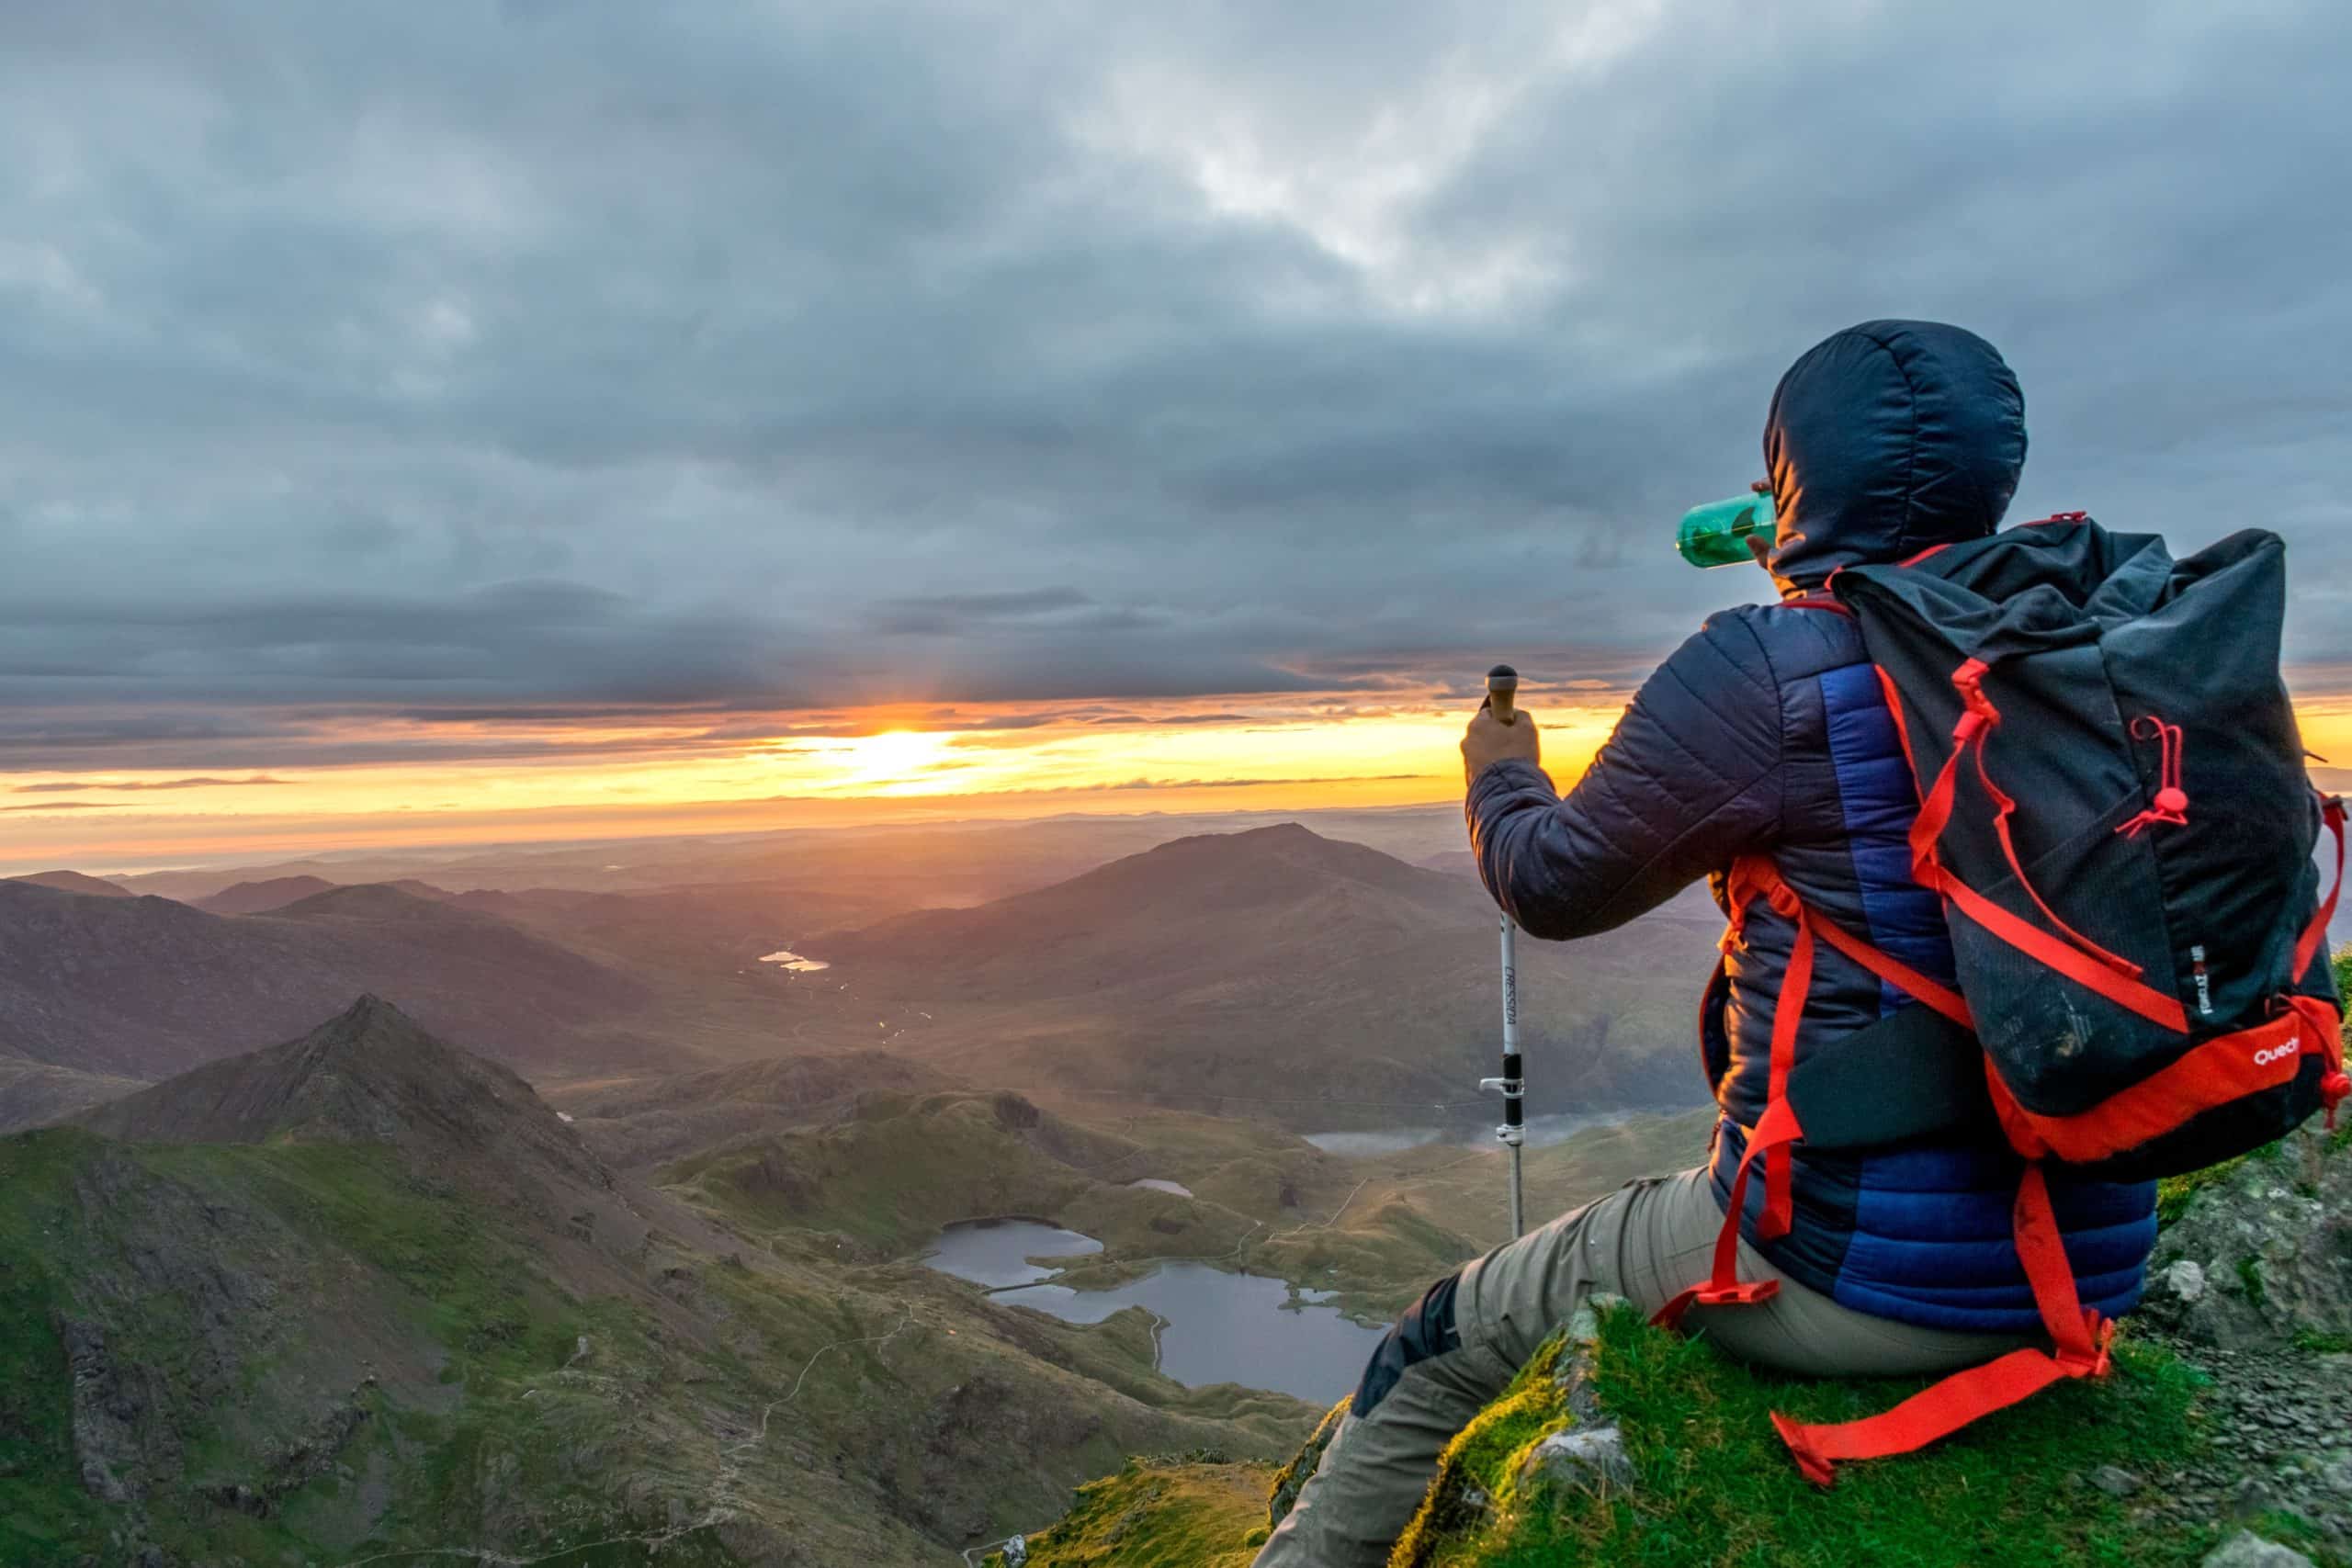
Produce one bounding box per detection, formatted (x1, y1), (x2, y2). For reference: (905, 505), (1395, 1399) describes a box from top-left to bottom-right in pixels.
(1253, 321), (2161, 1567)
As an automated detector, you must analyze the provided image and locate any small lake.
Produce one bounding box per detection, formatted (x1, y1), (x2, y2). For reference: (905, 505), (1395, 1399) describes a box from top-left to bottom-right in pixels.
(922, 1219), (1102, 1288)
(757, 949), (831, 972)
(922, 1221), (1385, 1404)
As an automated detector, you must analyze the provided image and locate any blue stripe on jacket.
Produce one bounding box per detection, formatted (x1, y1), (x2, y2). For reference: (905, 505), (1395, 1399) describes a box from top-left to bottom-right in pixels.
(1785, 659), (2154, 1335)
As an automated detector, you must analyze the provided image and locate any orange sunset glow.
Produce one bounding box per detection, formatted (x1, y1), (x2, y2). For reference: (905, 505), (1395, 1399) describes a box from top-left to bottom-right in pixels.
(0, 686), (1635, 871)
(7, 684), (2352, 875)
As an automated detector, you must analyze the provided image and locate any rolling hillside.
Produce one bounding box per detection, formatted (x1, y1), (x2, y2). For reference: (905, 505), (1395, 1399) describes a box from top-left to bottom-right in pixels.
(193, 874), (341, 915)
(0, 880), (657, 1080)
(5, 871), (132, 898)
(804, 824), (1723, 1127)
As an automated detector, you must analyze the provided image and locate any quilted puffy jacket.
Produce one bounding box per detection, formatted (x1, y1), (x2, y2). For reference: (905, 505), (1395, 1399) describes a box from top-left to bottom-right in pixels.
(1467, 321), (2156, 1333)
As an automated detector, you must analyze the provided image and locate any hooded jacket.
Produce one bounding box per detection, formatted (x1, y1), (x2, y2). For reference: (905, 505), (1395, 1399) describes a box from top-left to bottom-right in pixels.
(1468, 321), (2156, 1333)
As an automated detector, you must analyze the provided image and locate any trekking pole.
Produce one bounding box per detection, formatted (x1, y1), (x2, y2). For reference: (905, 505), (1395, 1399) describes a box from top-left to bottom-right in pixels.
(1476, 663), (1527, 1239)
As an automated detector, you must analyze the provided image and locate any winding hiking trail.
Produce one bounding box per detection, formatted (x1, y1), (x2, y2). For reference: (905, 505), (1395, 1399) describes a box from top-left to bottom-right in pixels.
(332, 1305), (920, 1568)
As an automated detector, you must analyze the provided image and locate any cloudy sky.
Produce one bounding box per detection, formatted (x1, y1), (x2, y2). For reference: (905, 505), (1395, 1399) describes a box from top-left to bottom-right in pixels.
(3, 1), (2349, 868)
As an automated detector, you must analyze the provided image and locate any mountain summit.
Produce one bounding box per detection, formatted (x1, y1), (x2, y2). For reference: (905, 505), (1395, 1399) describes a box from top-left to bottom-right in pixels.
(78, 995), (607, 1190)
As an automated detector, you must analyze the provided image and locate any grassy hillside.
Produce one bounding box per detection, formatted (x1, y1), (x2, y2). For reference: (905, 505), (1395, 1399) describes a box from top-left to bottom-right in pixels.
(3, 1012), (1325, 1566)
(660, 1089), (1713, 1323)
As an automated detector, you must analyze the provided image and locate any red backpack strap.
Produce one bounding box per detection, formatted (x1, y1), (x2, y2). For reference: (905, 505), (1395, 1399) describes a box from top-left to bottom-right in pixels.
(1905, 659), (2189, 1033)
(2292, 795), (2345, 982)
(1654, 861), (1974, 1332)
(1769, 1164), (2113, 1485)
(2295, 795), (2349, 1127)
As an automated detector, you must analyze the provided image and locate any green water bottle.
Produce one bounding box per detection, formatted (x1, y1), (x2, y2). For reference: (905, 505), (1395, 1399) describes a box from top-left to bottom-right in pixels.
(1676, 485), (1776, 569)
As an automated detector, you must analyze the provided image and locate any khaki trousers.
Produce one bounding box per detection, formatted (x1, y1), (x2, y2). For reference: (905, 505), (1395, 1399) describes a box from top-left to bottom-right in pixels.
(1252, 1167), (2026, 1568)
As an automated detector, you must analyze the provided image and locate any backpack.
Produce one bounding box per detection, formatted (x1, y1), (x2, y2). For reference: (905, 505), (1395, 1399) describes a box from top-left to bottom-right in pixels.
(1654, 515), (2346, 1483)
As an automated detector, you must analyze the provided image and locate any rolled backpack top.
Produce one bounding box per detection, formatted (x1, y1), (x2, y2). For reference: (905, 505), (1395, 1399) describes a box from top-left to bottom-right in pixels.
(1656, 513), (2346, 1484)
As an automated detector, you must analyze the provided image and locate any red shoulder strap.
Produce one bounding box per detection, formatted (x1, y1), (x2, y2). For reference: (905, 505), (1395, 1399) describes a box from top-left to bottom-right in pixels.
(1654, 862), (1973, 1332)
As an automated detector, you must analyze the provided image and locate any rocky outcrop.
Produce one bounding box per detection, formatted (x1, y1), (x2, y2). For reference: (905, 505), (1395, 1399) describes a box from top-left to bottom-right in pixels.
(2202, 1530), (2318, 1567)
(2142, 1122), (2350, 1350)
(1517, 1425), (1634, 1496)
(61, 1316), (155, 1502)
(1266, 1399), (1346, 1528)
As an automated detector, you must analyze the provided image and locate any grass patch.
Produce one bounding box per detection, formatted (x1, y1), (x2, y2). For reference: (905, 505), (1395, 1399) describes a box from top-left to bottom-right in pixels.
(999, 1303), (2232, 1568)
(0, 1131), (112, 1566)
(1404, 1302), (2220, 1568)
(989, 1457), (1275, 1568)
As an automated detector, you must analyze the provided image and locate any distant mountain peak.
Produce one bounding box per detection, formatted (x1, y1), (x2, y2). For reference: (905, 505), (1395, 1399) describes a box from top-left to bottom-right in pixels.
(78, 996), (608, 1192)
(195, 874), (339, 915)
(6, 869), (134, 898)
(1224, 821), (1323, 842)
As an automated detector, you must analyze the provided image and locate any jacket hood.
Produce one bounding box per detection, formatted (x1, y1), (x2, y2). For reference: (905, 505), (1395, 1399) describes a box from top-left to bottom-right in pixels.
(1763, 320), (2027, 592)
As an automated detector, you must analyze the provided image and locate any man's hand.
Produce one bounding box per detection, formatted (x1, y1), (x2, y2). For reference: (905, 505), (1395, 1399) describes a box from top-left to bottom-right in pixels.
(1462, 704), (1541, 785)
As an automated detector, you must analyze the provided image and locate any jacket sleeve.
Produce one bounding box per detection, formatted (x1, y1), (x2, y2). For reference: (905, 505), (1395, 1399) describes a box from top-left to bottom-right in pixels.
(1467, 612), (1784, 940)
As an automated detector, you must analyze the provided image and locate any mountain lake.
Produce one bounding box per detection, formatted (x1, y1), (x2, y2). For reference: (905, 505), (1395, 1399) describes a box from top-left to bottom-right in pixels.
(922, 1219), (1385, 1402)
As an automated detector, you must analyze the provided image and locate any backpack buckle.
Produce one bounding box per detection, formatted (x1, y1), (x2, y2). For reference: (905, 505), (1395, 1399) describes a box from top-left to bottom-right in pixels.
(2056, 1314), (2114, 1379)
(1694, 1279), (1781, 1309)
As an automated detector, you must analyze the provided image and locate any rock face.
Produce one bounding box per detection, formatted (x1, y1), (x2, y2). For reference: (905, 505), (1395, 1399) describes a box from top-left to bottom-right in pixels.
(1517, 1426), (1634, 1495)
(62, 1317), (156, 1502)
(1267, 1400), (1348, 1529)
(2200, 1529), (2317, 1567)
(2141, 1122), (2350, 1349)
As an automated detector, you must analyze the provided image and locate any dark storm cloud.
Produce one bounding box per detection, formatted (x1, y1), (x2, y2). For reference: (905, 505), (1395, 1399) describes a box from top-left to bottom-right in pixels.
(1, 0), (2347, 772)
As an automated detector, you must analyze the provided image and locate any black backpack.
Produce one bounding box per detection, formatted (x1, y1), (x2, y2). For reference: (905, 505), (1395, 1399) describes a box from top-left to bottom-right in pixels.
(1657, 514), (2346, 1484)
(1838, 513), (2345, 1176)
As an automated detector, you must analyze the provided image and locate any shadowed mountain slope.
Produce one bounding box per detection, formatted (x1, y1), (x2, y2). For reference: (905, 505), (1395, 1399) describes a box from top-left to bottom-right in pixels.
(547, 1050), (962, 1168)
(80, 995), (608, 1190)
(806, 825), (1722, 1126)
(0, 879), (654, 1079)
(194, 874), (340, 914)
(0, 1059), (146, 1135)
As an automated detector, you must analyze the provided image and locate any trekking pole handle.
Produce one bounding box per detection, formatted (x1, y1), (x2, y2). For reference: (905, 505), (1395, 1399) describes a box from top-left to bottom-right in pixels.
(1486, 664), (1520, 726)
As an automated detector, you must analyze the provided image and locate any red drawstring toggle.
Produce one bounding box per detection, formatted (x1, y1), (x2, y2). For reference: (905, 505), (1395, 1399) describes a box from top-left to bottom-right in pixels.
(2323, 1071), (2350, 1132)
(2117, 716), (2189, 838)
(1949, 659), (1998, 742)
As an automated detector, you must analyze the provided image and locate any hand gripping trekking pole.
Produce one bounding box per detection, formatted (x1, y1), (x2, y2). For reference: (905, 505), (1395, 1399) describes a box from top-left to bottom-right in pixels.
(1476, 664), (1527, 1239)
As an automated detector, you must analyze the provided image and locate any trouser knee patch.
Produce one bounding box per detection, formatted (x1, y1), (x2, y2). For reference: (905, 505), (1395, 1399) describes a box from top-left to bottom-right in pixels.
(1351, 1269), (1465, 1418)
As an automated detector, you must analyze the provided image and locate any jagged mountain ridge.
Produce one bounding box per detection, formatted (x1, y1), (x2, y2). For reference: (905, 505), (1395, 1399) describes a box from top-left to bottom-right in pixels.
(79, 994), (608, 1190)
